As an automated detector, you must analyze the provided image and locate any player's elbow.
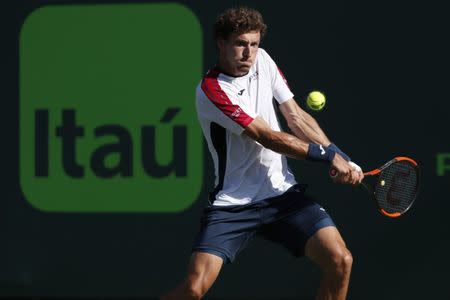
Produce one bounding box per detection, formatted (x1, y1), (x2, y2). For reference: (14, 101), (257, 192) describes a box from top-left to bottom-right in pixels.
(244, 119), (276, 147)
(254, 129), (278, 149)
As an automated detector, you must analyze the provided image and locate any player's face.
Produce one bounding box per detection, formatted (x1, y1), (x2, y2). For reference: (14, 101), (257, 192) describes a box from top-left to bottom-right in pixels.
(218, 31), (260, 77)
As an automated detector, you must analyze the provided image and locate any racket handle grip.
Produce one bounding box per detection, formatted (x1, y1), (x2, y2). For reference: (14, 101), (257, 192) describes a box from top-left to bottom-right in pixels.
(329, 168), (338, 178)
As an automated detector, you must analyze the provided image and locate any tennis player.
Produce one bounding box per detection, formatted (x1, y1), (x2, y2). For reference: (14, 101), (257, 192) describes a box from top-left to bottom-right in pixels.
(162, 7), (363, 300)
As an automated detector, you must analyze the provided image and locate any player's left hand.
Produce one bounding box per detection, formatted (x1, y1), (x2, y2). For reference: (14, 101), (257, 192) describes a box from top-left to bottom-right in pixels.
(348, 161), (364, 184)
(330, 157), (364, 185)
(331, 154), (359, 185)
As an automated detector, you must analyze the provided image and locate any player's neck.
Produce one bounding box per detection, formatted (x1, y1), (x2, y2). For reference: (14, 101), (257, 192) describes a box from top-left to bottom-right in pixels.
(216, 60), (236, 77)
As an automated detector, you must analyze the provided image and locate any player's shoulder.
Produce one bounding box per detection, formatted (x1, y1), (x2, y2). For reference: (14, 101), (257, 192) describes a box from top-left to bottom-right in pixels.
(257, 48), (273, 62)
(256, 48), (278, 73)
(258, 47), (269, 57)
(199, 68), (236, 96)
(196, 68), (230, 108)
(197, 68), (218, 97)
(195, 76), (212, 115)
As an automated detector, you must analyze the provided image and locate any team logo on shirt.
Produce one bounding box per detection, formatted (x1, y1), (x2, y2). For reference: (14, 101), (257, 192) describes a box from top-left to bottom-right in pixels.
(231, 107), (242, 118)
(249, 71), (259, 82)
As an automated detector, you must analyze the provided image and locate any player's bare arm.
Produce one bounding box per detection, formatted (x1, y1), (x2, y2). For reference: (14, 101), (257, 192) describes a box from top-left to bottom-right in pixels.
(244, 117), (309, 159)
(279, 99), (363, 184)
(279, 98), (330, 145)
(244, 117), (361, 185)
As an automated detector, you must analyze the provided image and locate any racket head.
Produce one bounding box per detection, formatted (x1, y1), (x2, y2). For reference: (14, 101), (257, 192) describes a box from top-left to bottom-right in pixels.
(366, 157), (419, 218)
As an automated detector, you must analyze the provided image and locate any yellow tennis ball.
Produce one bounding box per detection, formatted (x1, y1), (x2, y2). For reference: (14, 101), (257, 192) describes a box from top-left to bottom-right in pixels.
(306, 91), (326, 111)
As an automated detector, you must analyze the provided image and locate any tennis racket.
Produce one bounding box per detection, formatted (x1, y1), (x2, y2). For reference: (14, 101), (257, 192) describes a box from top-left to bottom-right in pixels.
(330, 157), (419, 218)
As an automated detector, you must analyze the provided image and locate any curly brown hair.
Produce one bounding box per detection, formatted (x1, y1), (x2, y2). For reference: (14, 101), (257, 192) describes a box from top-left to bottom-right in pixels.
(214, 7), (267, 40)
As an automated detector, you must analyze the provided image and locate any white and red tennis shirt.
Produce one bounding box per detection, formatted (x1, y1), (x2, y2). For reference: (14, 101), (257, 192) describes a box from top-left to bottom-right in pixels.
(196, 48), (297, 206)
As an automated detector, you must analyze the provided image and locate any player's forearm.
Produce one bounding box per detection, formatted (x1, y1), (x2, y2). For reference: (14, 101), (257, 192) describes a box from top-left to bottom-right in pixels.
(287, 110), (330, 146)
(244, 116), (327, 161)
(303, 112), (331, 145)
(258, 130), (309, 160)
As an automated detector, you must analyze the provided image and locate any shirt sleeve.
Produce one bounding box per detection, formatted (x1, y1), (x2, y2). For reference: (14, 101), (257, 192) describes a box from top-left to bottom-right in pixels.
(196, 71), (256, 135)
(261, 49), (294, 104)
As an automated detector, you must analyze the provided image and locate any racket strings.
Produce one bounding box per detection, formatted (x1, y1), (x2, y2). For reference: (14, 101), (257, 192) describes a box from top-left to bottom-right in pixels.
(375, 161), (418, 214)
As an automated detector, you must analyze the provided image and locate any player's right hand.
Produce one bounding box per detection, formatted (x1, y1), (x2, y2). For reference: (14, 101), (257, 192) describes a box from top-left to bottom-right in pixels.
(330, 154), (363, 185)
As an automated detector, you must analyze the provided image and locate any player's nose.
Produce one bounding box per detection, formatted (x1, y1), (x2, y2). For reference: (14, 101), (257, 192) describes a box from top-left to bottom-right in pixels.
(242, 45), (250, 59)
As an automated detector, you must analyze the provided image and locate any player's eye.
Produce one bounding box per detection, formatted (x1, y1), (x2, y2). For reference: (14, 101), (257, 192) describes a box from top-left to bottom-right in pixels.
(236, 40), (247, 47)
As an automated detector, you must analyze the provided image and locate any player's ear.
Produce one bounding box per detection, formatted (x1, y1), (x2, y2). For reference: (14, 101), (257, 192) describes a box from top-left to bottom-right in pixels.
(216, 37), (225, 51)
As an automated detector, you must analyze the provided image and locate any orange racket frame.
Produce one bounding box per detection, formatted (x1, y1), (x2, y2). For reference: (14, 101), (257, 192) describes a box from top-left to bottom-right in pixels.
(330, 156), (419, 218)
(363, 157), (418, 218)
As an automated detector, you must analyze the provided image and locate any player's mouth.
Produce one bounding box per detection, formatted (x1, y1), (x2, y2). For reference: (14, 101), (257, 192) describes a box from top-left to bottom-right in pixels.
(238, 61), (252, 69)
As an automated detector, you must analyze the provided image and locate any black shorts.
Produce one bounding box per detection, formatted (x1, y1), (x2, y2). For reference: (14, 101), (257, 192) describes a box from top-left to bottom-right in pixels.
(192, 184), (335, 263)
